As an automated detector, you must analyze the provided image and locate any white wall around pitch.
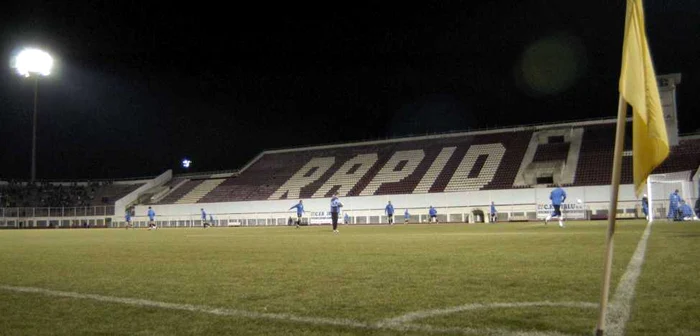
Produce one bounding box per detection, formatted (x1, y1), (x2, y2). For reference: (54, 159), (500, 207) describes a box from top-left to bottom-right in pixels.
(132, 184), (646, 222)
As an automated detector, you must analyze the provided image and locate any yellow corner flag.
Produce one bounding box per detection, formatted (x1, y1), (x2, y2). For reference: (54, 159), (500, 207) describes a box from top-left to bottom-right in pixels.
(619, 0), (670, 197)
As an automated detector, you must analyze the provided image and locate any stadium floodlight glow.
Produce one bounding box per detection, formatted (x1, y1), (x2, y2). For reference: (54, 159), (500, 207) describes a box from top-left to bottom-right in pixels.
(182, 158), (192, 169)
(13, 48), (53, 77)
(12, 47), (54, 183)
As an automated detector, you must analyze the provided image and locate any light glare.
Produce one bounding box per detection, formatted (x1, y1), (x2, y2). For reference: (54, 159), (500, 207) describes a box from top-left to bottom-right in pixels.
(13, 48), (54, 77)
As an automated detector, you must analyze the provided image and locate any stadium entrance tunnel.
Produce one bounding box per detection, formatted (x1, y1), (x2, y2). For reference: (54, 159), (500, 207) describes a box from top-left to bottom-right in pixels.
(472, 209), (485, 223)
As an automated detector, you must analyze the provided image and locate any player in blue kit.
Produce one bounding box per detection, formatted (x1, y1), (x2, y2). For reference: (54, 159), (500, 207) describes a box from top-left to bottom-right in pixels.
(641, 194), (649, 220)
(545, 185), (566, 228)
(125, 210), (132, 229)
(385, 201), (395, 225)
(429, 206), (438, 223)
(330, 194), (343, 233)
(668, 190), (681, 220)
(289, 200), (305, 228)
(147, 207), (157, 230)
(201, 208), (211, 228)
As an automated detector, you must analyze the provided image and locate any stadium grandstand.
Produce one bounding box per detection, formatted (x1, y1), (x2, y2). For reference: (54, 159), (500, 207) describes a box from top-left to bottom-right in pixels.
(1, 74), (696, 229)
(0, 179), (146, 228)
(2, 121), (698, 229)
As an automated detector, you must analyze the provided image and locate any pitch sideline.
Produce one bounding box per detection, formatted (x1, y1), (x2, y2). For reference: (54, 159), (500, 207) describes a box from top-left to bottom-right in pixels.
(603, 220), (654, 336)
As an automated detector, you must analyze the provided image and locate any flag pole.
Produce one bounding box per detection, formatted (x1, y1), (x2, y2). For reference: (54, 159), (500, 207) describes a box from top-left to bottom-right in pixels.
(595, 95), (628, 336)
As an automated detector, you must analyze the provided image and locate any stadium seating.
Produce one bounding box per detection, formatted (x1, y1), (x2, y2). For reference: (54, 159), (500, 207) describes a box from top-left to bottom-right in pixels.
(0, 181), (142, 208)
(188, 130), (535, 203)
(574, 123), (633, 186)
(88, 183), (142, 206)
(655, 137), (700, 173)
(574, 125), (700, 186)
(4, 121), (697, 217)
(533, 143), (570, 162)
(156, 179), (203, 204)
(9, 120), (668, 207)
(140, 121), (698, 205)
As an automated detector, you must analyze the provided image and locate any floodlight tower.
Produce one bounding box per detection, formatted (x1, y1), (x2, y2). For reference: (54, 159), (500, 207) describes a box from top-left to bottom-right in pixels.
(12, 48), (54, 183)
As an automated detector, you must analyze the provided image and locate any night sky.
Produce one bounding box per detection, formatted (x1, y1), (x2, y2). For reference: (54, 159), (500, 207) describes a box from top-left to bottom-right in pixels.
(1, 1), (699, 180)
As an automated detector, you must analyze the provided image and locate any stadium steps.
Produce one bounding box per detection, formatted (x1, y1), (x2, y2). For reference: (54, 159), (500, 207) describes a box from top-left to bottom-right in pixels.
(147, 178), (188, 204)
(150, 178), (189, 204)
(176, 179), (226, 204)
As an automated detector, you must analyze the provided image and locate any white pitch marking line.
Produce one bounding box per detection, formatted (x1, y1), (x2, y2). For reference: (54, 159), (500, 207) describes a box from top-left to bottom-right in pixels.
(387, 323), (576, 336)
(384, 221), (655, 335)
(0, 285), (579, 336)
(604, 220), (654, 336)
(379, 301), (598, 325)
(0, 285), (368, 328)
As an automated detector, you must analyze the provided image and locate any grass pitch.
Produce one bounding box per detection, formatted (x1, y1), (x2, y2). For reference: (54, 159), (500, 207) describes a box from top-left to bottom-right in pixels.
(0, 221), (698, 335)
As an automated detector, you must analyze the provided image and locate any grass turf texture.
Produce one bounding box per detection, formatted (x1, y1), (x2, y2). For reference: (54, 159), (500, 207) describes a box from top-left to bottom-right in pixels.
(0, 221), (698, 335)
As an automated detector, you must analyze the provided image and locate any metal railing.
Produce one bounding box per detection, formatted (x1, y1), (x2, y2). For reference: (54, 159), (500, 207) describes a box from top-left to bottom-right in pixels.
(0, 205), (115, 218)
(0, 199), (683, 230)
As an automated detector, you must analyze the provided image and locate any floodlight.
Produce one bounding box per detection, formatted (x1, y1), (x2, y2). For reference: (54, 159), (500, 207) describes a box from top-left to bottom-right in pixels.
(13, 48), (54, 77)
(11, 47), (55, 182)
